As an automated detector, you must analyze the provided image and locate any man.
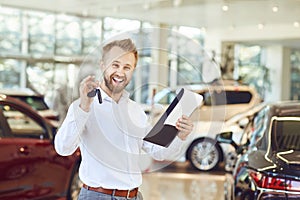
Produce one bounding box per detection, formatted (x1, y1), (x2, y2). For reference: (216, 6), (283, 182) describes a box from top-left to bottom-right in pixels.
(54, 38), (194, 200)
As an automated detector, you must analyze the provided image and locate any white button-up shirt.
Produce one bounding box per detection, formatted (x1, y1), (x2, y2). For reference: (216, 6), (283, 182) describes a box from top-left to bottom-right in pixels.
(54, 89), (184, 190)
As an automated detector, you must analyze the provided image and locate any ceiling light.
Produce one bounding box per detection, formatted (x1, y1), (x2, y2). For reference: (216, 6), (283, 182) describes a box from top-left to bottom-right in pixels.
(113, 6), (119, 13)
(229, 25), (236, 30)
(82, 9), (88, 17)
(258, 23), (264, 29)
(294, 21), (300, 28)
(200, 27), (206, 33)
(272, 6), (279, 12)
(222, 5), (229, 11)
(143, 3), (150, 10)
(173, 0), (182, 7)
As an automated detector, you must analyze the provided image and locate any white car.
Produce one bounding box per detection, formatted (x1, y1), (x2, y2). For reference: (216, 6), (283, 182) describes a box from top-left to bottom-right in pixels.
(144, 82), (262, 171)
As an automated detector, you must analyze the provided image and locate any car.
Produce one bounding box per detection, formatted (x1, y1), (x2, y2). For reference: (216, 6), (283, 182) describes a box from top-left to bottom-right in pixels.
(0, 94), (82, 200)
(0, 88), (60, 127)
(145, 82), (262, 171)
(217, 101), (300, 200)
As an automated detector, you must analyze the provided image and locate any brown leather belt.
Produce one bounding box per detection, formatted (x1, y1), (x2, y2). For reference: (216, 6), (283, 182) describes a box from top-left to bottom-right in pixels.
(83, 184), (138, 199)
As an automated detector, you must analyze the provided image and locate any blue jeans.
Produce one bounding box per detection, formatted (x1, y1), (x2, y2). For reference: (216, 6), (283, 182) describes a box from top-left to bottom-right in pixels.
(78, 187), (143, 200)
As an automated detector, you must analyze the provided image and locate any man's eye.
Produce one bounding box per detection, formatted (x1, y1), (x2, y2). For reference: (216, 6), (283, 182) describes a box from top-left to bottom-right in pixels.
(112, 63), (119, 68)
(124, 66), (131, 71)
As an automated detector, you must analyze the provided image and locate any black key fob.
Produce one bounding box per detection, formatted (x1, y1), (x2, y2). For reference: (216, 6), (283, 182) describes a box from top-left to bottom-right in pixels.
(87, 89), (97, 97)
(87, 89), (102, 104)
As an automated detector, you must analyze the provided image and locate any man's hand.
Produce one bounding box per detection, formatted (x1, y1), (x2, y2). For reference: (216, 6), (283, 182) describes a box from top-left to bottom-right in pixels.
(176, 115), (194, 141)
(79, 75), (99, 112)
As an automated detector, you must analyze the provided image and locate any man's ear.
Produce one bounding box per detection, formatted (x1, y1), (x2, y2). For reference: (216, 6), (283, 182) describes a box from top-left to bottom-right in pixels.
(99, 60), (105, 71)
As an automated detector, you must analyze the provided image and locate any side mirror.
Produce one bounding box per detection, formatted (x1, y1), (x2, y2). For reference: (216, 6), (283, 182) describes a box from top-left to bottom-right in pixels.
(216, 131), (233, 144)
(216, 131), (239, 150)
(238, 117), (249, 129)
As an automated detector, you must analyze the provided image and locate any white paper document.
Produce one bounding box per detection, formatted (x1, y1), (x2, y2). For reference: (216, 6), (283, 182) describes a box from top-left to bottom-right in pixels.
(164, 88), (203, 126)
(143, 88), (203, 147)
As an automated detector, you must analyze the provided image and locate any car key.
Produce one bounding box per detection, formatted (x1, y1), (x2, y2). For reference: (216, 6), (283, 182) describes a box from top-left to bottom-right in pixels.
(87, 88), (102, 104)
(87, 88), (97, 97)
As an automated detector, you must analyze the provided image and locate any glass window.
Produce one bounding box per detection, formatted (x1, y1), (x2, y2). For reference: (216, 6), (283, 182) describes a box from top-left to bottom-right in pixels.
(236, 44), (269, 98)
(26, 62), (54, 95)
(0, 59), (22, 88)
(82, 19), (102, 55)
(27, 11), (55, 55)
(168, 26), (205, 85)
(55, 14), (82, 55)
(103, 17), (141, 41)
(0, 7), (21, 53)
(290, 49), (300, 100)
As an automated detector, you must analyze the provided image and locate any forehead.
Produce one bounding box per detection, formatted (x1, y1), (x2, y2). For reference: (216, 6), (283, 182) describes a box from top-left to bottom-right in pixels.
(103, 46), (135, 65)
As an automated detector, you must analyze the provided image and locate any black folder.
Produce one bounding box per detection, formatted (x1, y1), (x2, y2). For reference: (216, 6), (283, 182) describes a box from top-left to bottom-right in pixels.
(143, 88), (185, 147)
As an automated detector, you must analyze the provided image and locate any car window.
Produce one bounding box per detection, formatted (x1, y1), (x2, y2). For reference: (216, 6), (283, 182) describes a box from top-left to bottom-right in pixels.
(157, 91), (176, 104)
(272, 119), (300, 151)
(201, 90), (252, 106)
(11, 96), (49, 111)
(0, 104), (48, 139)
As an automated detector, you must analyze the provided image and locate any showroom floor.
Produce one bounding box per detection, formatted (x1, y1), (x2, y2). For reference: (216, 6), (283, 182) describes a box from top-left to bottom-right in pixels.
(139, 161), (225, 200)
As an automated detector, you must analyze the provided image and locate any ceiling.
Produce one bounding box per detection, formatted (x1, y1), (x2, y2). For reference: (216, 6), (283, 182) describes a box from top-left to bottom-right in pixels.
(1, 0), (300, 30)
(0, 0), (300, 48)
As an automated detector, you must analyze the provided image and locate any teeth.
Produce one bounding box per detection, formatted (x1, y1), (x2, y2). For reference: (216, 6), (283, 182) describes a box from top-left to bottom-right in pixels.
(113, 77), (124, 83)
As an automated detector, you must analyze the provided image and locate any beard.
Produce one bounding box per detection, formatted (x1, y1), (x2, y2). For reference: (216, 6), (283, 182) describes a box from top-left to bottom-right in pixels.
(103, 73), (129, 95)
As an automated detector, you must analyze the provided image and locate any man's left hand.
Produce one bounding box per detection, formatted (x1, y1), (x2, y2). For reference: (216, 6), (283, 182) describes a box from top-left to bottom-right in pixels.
(176, 115), (194, 141)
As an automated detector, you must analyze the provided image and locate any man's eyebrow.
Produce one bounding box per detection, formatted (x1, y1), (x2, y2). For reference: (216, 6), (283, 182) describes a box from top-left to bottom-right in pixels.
(112, 60), (133, 68)
(112, 60), (121, 64)
(124, 63), (133, 68)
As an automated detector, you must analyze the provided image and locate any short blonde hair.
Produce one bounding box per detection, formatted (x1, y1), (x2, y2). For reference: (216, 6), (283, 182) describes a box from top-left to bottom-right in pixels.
(102, 38), (138, 67)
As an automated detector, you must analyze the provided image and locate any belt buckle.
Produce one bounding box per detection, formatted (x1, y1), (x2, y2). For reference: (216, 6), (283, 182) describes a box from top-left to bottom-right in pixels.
(126, 189), (133, 199)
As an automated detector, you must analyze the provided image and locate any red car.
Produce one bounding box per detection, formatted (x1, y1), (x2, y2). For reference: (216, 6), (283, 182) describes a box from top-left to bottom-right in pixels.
(0, 94), (81, 200)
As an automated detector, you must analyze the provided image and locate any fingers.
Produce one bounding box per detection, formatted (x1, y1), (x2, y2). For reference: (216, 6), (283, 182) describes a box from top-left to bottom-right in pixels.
(79, 75), (100, 112)
(176, 115), (194, 141)
(80, 75), (99, 93)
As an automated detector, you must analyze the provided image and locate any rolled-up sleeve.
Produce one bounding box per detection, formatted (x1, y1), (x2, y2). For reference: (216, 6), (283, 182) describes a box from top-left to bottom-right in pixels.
(54, 99), (90, 156)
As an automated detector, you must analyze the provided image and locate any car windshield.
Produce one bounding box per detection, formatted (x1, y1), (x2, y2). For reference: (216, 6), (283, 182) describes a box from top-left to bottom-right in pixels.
(272, 119), (300, 151)
(12, 96), (49, 111)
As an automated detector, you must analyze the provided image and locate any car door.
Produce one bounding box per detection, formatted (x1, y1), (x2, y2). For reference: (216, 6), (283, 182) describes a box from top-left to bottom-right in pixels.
(0, 100), (72, 199)
(0, 107), (23, 198)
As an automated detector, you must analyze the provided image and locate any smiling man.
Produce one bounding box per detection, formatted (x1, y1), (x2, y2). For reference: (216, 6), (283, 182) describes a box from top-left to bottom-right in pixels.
(54, 38), (194, 200)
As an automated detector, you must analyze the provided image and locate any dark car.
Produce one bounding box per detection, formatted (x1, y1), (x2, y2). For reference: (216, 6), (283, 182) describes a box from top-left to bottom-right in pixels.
(0, 94), (81, 200)
(217, 101), (300, 200)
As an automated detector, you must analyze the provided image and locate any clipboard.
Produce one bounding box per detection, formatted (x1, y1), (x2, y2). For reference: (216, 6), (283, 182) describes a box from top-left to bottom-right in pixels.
(143, 88), (203, 147)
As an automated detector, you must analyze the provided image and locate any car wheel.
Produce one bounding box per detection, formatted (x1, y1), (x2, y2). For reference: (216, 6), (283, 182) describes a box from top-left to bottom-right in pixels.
(187, 137), (223, 171)
(67, 164), (83, 200)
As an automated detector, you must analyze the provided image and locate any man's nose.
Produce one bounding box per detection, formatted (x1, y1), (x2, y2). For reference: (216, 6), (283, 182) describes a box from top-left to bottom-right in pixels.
(116, 66), (126, 74)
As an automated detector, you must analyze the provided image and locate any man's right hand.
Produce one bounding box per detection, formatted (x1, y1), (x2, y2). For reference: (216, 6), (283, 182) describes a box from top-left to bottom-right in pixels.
(79, 75), (99, 112)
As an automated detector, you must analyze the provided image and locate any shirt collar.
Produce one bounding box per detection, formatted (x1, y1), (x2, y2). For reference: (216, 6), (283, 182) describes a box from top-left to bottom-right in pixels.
(98, 87), (130, 103)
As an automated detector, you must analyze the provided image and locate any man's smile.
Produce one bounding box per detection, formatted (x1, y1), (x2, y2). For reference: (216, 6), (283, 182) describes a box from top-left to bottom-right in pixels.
(112, 75), (125, 84)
